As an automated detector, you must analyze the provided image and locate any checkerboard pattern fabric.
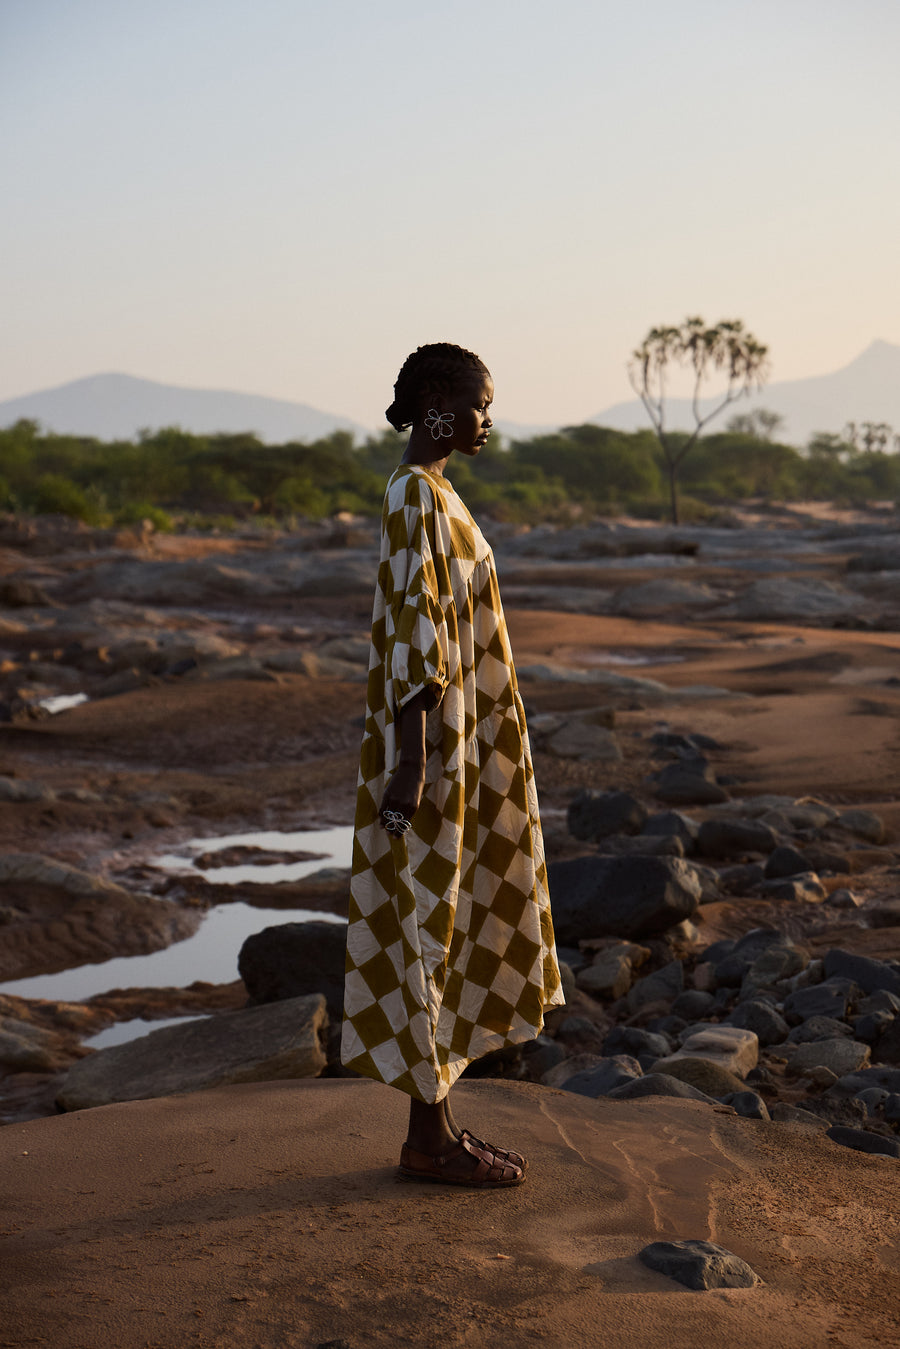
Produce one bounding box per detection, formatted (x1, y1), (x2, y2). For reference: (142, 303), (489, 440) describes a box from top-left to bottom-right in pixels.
(341, 464), (563, 1103)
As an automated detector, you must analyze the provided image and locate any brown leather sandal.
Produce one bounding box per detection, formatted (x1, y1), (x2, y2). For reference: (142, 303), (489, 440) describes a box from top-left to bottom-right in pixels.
(397, 1134), (526, 1188)
(458, 1130), (528, 1171)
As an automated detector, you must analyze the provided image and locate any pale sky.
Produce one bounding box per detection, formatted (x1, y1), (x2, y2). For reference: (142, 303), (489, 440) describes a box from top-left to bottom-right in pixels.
(2, 0), (898, 428)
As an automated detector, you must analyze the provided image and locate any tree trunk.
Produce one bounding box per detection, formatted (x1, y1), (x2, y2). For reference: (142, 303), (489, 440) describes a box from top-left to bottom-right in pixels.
(668, 462), (680, 525)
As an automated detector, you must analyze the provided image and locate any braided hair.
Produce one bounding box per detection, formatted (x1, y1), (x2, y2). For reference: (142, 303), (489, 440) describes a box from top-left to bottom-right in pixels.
(386, 342), (489, 432)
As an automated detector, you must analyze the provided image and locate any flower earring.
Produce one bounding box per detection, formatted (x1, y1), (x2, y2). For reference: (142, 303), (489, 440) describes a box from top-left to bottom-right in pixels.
(424, 409), (455, 440)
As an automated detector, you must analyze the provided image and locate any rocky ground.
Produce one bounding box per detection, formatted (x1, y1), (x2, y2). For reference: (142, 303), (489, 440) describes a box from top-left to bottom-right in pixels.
(1, 504), (900, 1156)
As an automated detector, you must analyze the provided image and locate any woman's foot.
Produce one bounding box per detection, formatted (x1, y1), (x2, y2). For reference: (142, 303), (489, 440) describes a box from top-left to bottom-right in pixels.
(402, 1097), (527, 1185)
(398, 1134), (525, 1187)
(442, 1097), (528, 1170)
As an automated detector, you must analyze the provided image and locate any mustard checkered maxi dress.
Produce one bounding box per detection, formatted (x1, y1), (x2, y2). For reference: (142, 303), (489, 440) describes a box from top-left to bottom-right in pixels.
(341, 464), (563, 1103)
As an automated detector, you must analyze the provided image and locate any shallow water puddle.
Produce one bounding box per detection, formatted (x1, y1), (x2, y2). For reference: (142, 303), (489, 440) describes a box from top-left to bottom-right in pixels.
(37, 692), (89, 714)
(560, 648), (686, 668)
(0, 901), (348, 1004)
(0, 826), (354, 1007)
(157, 823), (354, 885)
(86, 1014), (207, 1050)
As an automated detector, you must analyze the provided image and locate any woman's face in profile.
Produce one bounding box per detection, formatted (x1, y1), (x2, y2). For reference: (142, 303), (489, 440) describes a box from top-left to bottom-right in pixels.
(438, 373), (494, 458)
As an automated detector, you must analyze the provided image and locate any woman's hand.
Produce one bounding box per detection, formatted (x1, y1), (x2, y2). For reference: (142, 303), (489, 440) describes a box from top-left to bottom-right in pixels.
(379, 690), (430, 834)
(379, 756), (426, 828)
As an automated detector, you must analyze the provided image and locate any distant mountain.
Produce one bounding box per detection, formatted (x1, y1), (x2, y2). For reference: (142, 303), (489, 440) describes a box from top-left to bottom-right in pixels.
(4, 343), (898, 447)
(0, 373), (369, 443)
(589, 340), (900, 445)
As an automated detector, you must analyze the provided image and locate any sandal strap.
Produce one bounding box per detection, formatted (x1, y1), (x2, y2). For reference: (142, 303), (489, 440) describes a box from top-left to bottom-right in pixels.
(400, 1136), (522, 1185)
(459, 1130), (527, 1169)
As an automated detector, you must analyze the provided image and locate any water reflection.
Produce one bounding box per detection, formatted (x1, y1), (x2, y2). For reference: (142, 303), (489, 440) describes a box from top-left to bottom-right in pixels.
(0, 902), (347, 1003)
(157, 824), (354, 886)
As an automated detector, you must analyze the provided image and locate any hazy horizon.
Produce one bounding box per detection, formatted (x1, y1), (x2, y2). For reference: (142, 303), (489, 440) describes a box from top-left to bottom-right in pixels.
(2, 0), (898, 428)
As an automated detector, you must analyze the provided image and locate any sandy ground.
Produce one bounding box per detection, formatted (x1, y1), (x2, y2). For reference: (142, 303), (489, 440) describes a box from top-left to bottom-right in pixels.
(1, 1078), (898, 1349)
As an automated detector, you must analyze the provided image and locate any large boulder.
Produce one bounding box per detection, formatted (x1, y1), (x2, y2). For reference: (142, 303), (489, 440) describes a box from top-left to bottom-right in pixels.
(650, 760), (729, 806)
(714, 578), (865, 622)
(57, 995), (328, 1111)
(567, 789), (646, 841)
(238, 920), (347, 1017)
(547, 855), (701, 945)
(696, 818), (778, 858)
(823, 949), (900, 998)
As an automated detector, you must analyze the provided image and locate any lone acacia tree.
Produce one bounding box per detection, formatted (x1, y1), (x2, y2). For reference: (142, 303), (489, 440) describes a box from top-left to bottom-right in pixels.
(627, 316), (769, 523)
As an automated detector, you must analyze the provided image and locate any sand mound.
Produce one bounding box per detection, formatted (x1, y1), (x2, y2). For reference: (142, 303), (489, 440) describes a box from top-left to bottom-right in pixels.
(2, 1079), (898, 1348)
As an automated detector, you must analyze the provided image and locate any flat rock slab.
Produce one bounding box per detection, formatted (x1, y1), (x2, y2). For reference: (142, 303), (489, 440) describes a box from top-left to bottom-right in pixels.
(57, 994), (328, 1110)
(2, 1080), (899, 1349)
(639, 1238), (763, 1290)
(655, 1026), (759, 1080)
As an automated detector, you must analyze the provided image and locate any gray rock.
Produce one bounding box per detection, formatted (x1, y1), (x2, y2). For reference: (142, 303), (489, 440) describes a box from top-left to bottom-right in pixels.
(696, 818), (778, 858)
(858, 990), (900, 1016)
(554, 1016), (606, 1051)
(596, 833), (685, 858)
(832, 1067), (900, 1097)
(541, 1052), (604, 1089)
(238, 920), (347, 1018)
(787, 1016), (852, 1044)
(559, 1055), (643, 1098)
(825, 888), (863, 910)
(670, 989), (716, 1020)
(726, 999), (790, 1048)
(764, 845), (811, 879)
(0, 1017), (65, 1072)
(761, 873), (826, 903)
(720, 1090), (770, 1121)
(826, 1126), (900, 1160)
(740, 945), (807, 999)
(875, 1019), (900, 1065)
(575, 944), (643, 1000)
(823, 949), (900, 998)
(642, 810), (699, 851)
(783, 979), (858, 1023)
(770, 1102), (829, 1130)
(885, 1094), (900, 1125)
(854, 1087), (888, 1117)
(714, 577), (864, 622)
(716, 862), (766, 895)
(835, 809), (885, 845)
(853, 1011), (895, 1043)
(0, 776), (56, 804)
(57, 995), (328, 1110)
(781, 1038), (871, 1078)
(547, 855), (702, 946)
(547, 719), (622, 761)
(607, 1073), (717, 1104)
(567, 789), (647, 841)
(518, 1035), (567, 1080)
(0, 851), (132, 902)
(651, 760), (729, 806)
(654, 1026), (758, 1081)
(602, 1026), (672, 1062)
(639, 1240), (762, 1291)
(625, 959), (685, 1014)
(612, 579), (720, 614)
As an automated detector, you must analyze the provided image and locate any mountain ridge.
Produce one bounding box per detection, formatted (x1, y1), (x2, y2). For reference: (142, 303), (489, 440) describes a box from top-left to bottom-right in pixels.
(2, 342), (898, 446)
(587, 339), (900, 445)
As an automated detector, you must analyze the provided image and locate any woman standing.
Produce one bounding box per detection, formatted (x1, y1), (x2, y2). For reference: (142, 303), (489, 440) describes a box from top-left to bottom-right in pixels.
(341, 342), (562, 1187)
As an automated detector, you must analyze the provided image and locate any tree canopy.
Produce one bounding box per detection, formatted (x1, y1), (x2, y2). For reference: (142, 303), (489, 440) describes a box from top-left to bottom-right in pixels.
(628, 316), (769, 522)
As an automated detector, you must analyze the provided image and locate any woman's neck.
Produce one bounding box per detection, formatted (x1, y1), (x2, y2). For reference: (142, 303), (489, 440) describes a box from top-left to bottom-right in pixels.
(401, 427), (451, 476)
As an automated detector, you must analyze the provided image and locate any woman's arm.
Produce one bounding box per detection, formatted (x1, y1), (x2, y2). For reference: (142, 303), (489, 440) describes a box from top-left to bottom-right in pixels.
(378, 688), (432, 827)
